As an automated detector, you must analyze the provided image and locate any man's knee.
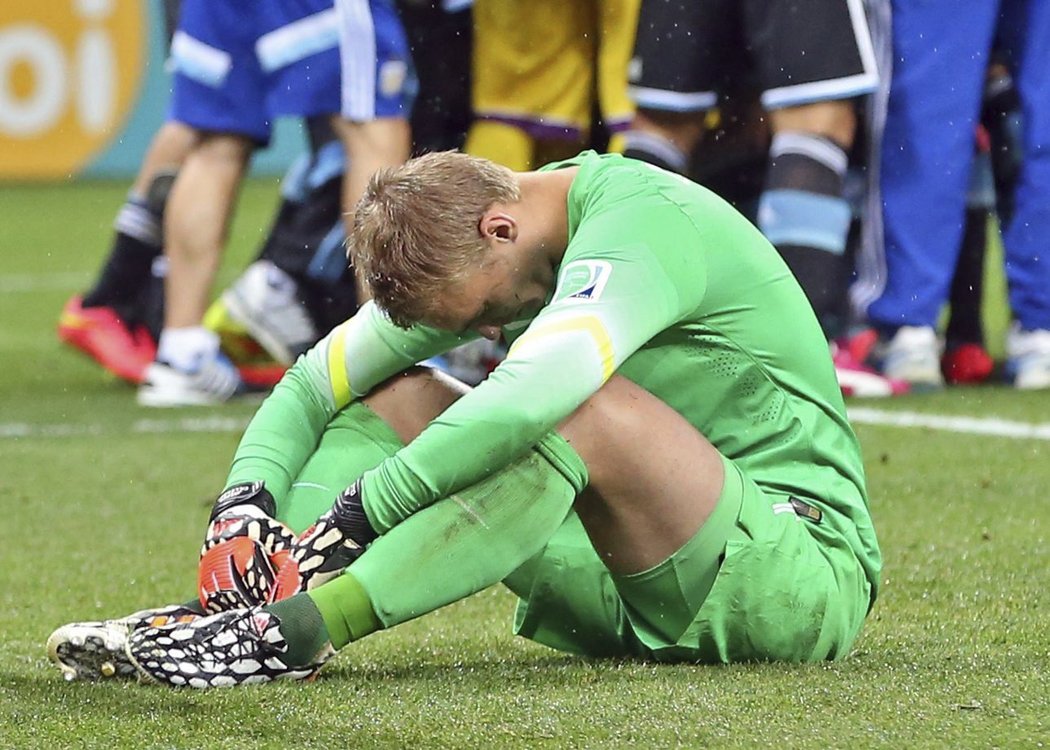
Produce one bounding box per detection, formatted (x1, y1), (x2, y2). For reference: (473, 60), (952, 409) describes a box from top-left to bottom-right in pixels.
(769, 100), (857, 147)
(195, 132), (254, 166)
(631, 108), (705, 157)
(361, 366), (470, 444)
(556, 376), (641, 457)
(332, 116), (411, 160)
(557, 375), (708, 489)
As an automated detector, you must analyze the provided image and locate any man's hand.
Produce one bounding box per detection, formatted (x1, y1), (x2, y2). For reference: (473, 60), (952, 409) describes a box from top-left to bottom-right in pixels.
(198, 482), (297, 613)
(269, 481), (377, 602)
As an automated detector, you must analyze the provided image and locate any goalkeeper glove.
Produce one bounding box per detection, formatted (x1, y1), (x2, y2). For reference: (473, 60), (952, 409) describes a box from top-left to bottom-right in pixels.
(269, 480), (377, 602)
(198, 481), (297, 613)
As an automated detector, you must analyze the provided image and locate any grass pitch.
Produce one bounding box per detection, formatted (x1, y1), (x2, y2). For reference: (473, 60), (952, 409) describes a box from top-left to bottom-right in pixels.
(0, 181), (1047, 749)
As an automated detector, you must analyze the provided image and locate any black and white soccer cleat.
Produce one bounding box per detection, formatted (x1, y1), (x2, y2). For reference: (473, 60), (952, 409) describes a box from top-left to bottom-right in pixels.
(125, 607), (333, 688)
(47, 603), (201, 682)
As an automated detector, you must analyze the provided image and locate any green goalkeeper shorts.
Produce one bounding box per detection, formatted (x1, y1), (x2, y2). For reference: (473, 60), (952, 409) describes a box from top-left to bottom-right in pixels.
(511, 454), (873, 663)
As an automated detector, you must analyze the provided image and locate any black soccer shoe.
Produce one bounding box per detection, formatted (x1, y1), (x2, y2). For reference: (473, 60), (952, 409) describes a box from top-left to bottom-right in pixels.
(125, 607), (333, 688)
(47, 603), (201, 682)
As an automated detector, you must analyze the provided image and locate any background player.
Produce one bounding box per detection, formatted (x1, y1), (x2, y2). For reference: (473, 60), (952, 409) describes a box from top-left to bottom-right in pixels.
(465, 0), (640, 170)
(137, 0), (414, 406)
(854, 1), (1050, 390)
(622, 0), (901, 397)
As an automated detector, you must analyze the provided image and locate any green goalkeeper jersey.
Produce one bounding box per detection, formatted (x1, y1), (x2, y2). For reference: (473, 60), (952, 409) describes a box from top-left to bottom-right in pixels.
(227, 150), (881, 598)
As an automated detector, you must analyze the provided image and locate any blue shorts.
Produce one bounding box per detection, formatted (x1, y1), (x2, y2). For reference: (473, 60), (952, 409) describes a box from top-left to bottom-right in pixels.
(335, 0), (416, 121)
(169, 0), (413, 143)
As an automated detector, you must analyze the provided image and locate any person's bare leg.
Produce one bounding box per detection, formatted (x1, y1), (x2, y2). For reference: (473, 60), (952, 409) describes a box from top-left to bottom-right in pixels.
(64, 122), (204, 385)
(360, 369), (725, 575)
(558, 375), (725, 574)
(331, 116), (411, 301)
(79, 122), (199, 311)
(768, 100), (856, 147)
(127, 121), (199, 197)
(359, 366), (470, 441)
(289, 370), (724, 653)
(631, 109), (705, 157)
(622, 108), (706, 174)
(163, 133), (252, 329)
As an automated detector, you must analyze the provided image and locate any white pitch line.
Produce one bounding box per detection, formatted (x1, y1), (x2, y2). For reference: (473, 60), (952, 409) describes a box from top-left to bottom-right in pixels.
(0, 271), (91, 293)
(0, 416), (250, 439)
(847, 407), (1050, 441)
(1, 408), (1049, 442)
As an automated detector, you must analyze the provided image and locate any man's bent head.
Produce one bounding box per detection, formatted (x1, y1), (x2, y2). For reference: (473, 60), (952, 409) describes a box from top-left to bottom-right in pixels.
(350, 151), (521, 329)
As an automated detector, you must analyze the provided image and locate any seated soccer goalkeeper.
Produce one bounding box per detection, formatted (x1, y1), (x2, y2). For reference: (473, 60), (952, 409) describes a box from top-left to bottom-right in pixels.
(48, 149), (882, 687)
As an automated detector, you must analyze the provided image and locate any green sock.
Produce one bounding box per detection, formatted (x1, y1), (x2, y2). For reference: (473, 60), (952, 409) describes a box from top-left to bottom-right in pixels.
(327, 435), (586, 633)
(263, 593), (333, 667)
(178, 598), (207, 615)
(307, 572), (382, 649)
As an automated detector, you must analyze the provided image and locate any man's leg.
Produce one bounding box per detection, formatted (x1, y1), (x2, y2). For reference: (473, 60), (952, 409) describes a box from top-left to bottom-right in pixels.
(124, 369), (869, 684)
(332, 0), (414, 302)
(466, 0), (599, 171)
(120, 366), (584, 683)
(400, 0), (472, 153)
(942, 147), (994, 386)
(866, 0), (998, 387)
(58, 121), (197, 384)
(138, 133), (251, 406)
(1000, 0), (1050, 389)
(595, 0), (642, 153)
(762, 101), (856, 340)
(138, 0), (299, 405)
(293, 374), (723, 655)
(621, 0), (716, 174)
(209, 119), (350, 378)
(162, 134), (251, 333)
(747, 0), (904, 397)
(303, 373), (868, 663)
(82, 121), (195, 316)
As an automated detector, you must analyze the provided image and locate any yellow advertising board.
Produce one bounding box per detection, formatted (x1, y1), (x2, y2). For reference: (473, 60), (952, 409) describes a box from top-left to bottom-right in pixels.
(0, 0), (147, 178)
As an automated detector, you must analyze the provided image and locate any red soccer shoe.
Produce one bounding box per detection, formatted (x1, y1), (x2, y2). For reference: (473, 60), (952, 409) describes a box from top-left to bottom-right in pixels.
(57, 296), (157, 384)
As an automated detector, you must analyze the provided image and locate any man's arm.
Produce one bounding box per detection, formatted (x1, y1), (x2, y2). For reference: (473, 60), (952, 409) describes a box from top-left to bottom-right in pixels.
(224, 301), (467, 502)
(360, 212), (706, 531)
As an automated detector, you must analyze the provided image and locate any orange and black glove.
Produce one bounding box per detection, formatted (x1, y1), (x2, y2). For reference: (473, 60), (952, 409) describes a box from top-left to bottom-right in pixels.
(198, 482), (297, 613)
(269, 480), (377, 602)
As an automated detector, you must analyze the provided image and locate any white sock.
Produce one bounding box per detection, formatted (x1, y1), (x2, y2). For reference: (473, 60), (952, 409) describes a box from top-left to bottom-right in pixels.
(157, 327), (220, 372)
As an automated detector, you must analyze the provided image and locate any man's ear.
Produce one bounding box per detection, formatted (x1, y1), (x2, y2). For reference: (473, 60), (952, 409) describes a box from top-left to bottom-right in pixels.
(479, 209), (518, 243)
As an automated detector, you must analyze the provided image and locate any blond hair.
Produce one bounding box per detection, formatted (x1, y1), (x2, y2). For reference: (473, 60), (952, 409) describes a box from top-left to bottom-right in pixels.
(349, 151), (520, 328)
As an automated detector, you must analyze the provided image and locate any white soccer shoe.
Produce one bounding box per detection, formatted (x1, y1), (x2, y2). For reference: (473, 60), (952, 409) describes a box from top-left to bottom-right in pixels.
(1006, 325), (1050, 390)
(876, 325), (944, 391)
(137, 353), (243, 407)
(830, 341), (909, 398)
(222, 261), (319, 366)
(435, 338), (507, 386)
(46, 604), (200, 682)
(126, 607), (333, 688)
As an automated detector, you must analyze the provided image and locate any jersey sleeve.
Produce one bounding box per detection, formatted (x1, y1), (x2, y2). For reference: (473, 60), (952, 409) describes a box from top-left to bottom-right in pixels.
(225, 300), (466, 500)
(360, 200), (708, 531)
